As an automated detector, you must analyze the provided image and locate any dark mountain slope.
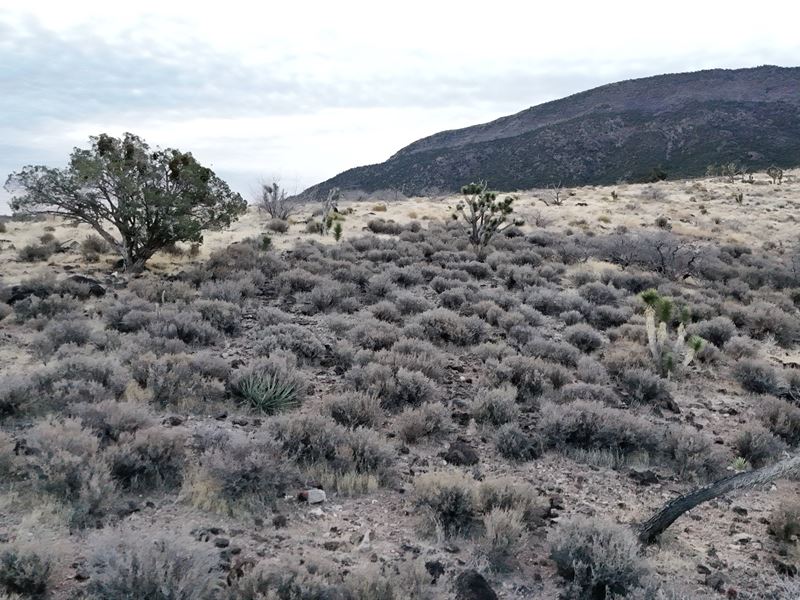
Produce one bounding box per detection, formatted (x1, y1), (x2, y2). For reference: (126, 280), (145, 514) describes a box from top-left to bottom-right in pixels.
(301, 66), (800, 197)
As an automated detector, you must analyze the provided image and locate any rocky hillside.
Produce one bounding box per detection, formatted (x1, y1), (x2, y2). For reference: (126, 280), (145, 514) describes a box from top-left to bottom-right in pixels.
(301, 66), (800, 197)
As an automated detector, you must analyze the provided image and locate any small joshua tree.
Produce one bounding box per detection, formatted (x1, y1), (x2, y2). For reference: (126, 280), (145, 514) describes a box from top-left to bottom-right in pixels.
(453, 182), (520, 259)
(766, 166), (784, 185)
(259, 182), (297, 220)
(640, 289), (704, 378)
(321, 188), (340, 236)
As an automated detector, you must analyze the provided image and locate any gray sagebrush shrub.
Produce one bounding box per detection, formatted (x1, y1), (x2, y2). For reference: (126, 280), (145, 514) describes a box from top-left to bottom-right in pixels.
(564, 324), (603, 353)
(758, 397), (800, 446)
(495, 424), (543, 462)
(0, 547), (51, 598)
(369, 300), (402, 323)
(139, 353), (227, 410)
(556, 383), (620, 405)
(325, 392), (384, 429)
(724, 335), (759, 359)
(524, 337), (581, 367)
(578, 281), (620, 306)
(85, 530), (223, 600)
(734, 423), (787, 467)
(392, 291), (434, 315)
(412, 308), (485, 346)
(769, 501), (800, 543)
(192, 299), (242, 334)
(733, 359), (783, 396)
(70, 399), (155, 446)
(128, 278), (196, 304)
(349, 318), (400, 351)
(396, 403), (450, 444)
(688, 316), (736, 348)
(549, 516), (650, 599)
(470, 386), (520, 427)
(617, 368), (673, 408)
(258, 323), (326, 363)
(488, 356), (552, 405)
(31, 318), (93, 358)
(109, 427), (186, 492)
(413, 471), (476, 537)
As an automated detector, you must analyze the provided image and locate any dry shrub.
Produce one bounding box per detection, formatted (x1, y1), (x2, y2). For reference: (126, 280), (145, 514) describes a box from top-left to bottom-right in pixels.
(734, 423), (787, 467)
(109, 427), (187, 492)
(564, 324), (604, 353)
(412, 308), (486, 346)
(396, 403), (450, 444)
(470, 385), (520, 427)
(495, 423), (543, 462)
(69, 399), (155, 445)
(413, 471), (476, 537)
(733, 359), (783, 396)
(0, 547), (51, 598)
(479, 508), (526, 572)
(758, 397), (800, 445)
(769, 501), (800, 543)
(325, 392), (384, 429)
(549, 516), (650, 599)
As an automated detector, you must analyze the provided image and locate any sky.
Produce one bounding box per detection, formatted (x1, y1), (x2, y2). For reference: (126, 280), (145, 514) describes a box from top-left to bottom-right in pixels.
(1, 0), (799, 212)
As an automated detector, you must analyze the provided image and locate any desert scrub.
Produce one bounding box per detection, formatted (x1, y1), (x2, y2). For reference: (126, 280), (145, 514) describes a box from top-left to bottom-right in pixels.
(470, 386), (520, 427)
(24, 417), (116, 528)
(495, 423), (543, 462)
(108, 427), (187, 492)
(412, 308), (486, 346)
(186, 431), (297, 516)
(228, 354), (307, 414)
(549, 516), (650, 599)
(733, 359), (783, 396)
(734, 423), (787, 467)
(395, 403), (450, 444)
(413, 471), (476, 537)
(563, 323), (604, 353)
(139, 352), (227, 410)
(479, 508), (526, 572)
(0, 548), (51, 598)
(325, 392), (385, 429)
(769, 501), (800, 543)
(345, 364), (437, 411)
(257, 323), (327, 363)
(84, 529), (224, 599)
(758, 397), (800, 445)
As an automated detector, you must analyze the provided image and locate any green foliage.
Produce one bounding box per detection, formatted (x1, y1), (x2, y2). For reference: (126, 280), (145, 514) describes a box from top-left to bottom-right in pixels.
(453, 181), (520, 259)
(233, 371), (300, 414)
(333, 221), (343, 241)
(0, 549), (51, 598)
(5, 133), (247, 271)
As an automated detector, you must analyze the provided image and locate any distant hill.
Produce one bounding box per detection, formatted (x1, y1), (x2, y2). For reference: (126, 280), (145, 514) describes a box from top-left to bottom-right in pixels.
(301, 65), (800, 198)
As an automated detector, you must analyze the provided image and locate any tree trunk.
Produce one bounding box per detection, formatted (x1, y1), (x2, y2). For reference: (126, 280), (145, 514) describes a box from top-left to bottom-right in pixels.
(637, 453), (800, 544)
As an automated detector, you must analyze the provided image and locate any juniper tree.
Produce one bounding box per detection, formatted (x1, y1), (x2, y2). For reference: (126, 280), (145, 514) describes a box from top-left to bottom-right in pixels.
(453, 182), (520, 260)
(5, 133), (247, 272)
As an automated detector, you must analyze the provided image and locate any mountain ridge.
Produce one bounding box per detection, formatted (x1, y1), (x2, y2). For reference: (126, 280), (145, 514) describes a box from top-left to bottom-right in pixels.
(300, 65), (800, 197)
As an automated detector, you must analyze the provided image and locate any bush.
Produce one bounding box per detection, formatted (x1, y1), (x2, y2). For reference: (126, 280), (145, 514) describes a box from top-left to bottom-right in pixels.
(139, 353), (227, 410)
(617, 368), (673, 408)
(80, 234), (110, 260)
(413, 471), (476, 537)
(228, 354), (307, 414)
(524, 337), (581, 367)
(734, 423), (787, 467)
(724, 335), (759, 359)
(128, 278), (196, 303)
(564, 324), (603, 353)
(346, 364), (437, 411)
(758, 397), (800, 445)
(688, 316), (736, 348)
(0, 548), (51, 598)
(556, 383), (619, 405)
(470, 386), (520, 427)
(396, 403), (450, 444)
(325, 392), (384, 429)
(85, 530), (223, 599)
(187, 431), (296, 515)
(258, 323), (326, 363)
(69, 399), (154, 445)
(350, 319), (400, 351)
(192, 299), (242, 334)
(266, 218), (290, 233)
(769, 501), (800, 543)
(495, 423), (542, 462)
(367, 218), (403, 235)
(109, 427), (186, 492)
(17, 242), (54, 262)
(31, 318), (93, 358)
(412, 308), (485, 346)
(733, 359), (783, 396)
(479, 508), (526, 572)
(24, 417), (116, 528)
(549, 516), (650, 599)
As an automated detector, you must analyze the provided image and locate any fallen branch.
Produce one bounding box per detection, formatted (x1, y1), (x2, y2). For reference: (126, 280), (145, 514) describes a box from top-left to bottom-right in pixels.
(637, 453), (800, 545)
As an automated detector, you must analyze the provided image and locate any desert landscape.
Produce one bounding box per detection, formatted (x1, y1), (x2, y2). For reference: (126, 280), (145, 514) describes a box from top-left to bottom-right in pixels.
(1, 168), (799, 599)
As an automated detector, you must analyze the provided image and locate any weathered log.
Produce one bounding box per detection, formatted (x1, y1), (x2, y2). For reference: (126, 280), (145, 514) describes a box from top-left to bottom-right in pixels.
(637, 453), (800, 544)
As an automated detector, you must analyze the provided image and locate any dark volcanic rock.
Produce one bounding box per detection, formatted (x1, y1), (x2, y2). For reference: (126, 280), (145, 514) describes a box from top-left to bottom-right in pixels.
(442, 441), (479, 466)
(455, 570), (498, 600)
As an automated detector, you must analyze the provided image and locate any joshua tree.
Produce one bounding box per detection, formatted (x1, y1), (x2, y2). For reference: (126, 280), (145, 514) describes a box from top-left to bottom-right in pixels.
(640, 289), (704, 378)
(5, 133), (246, 272)
(259, 181), (298, 220)
(321, 188), (341, 235)
(453, 182), (520, 259)
(767, 166), (784, 185)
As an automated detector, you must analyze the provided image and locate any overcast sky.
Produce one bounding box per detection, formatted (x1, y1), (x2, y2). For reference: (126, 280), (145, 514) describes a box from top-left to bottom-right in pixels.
(1, 1), (799, 212)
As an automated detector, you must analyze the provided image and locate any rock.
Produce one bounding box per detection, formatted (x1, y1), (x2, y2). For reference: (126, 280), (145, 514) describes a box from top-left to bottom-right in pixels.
(214, 537), (230, 548)
(705, 571), (729, 592)
(214, 411), (228, 420)
(300, 488), (326, 504)
(65, 275), (106, 297)
(732, 533), (751, 545)
(425, 560), (445, 584)
(549, 495), (565, 511)
(731, 506), (748, 516)
(163, 415), (184, 426)
(628, 468), (659, 486)
(232, 417), (249, 426)
(696, 564), (711, 575)
(455, 570), (498, 600)
(323, 541), (342, 551)
(442, 441), (479, 466)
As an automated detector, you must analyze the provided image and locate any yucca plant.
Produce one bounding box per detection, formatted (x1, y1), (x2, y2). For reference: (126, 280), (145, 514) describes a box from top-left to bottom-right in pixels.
(640, 289), (704, 378)
(234, 372), (299, 414)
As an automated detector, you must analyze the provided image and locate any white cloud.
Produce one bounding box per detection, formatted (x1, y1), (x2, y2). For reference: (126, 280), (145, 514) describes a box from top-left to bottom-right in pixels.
(2, 0), (799, 211)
